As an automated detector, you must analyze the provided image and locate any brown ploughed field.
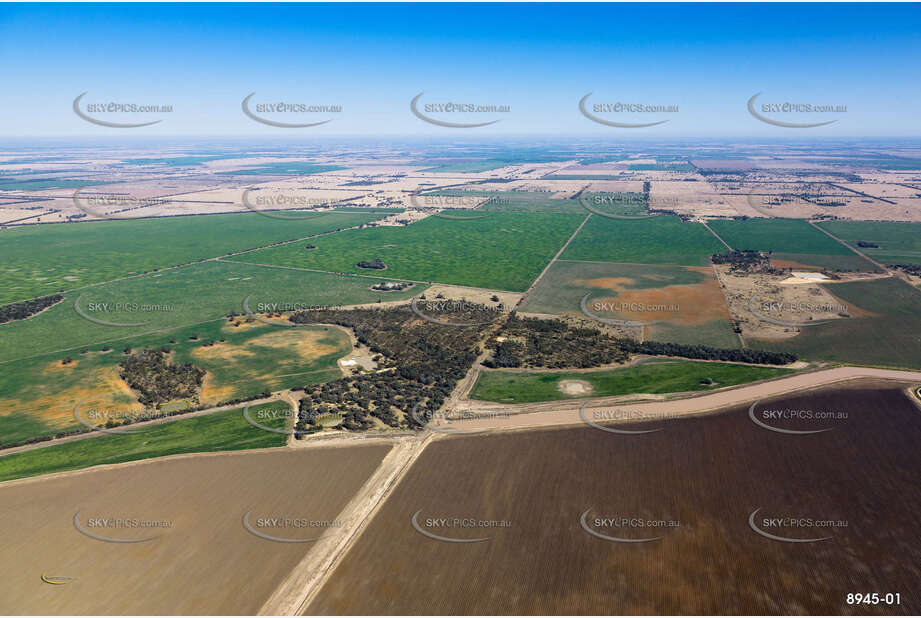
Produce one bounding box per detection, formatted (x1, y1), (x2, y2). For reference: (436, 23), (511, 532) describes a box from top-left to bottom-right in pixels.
(307, 381), (921, 615)
(0, 445), (390, 615)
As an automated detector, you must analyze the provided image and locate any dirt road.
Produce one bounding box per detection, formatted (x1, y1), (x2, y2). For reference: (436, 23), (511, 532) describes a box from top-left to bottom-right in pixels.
(440, 366), (921, 433)
(259, 434), (432, 615)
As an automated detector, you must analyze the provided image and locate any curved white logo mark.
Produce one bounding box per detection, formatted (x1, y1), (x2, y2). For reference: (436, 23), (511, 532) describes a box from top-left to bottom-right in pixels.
(744, 188), (802, 219)
(240, 187), (327, 220)
(73, 402), (150, 435)
(579, 293), (647, 328)
(410, 297), (493, 328)
(747, 295), (834, 328)
(72, 92), (163, 128)
(41, 574), (75, 585)
(241, 294), (308, 328)
(72, 187), (149, 220)
(410, 510), (491, 543)
(73, 293), (148, 327)
(579, 401), (662, 435)
(579, 509), (662, 543)
(578, 193), (654, 220)
(241, 93), (334, 128)
(748, 508), (832, 543)
(242, 404), (306, 436)
(578, 93), (669, 128)
(747, 93), (837, 129)
(73, 510), (158, 543)
(747, 400), (833, 435)
(407, 194), (491, 220)
(410, 92), (500, 129)
(241, 511), (328, 543)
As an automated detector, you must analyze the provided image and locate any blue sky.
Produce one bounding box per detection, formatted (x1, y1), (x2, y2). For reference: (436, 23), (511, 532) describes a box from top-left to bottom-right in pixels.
(0, 3), (919, 137)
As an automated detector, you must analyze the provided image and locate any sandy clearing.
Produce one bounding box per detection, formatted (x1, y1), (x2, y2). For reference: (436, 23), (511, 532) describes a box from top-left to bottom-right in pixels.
(557, 379), (592, 395)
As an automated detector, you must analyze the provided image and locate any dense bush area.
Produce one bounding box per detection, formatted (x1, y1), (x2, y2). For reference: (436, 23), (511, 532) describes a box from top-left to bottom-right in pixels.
(0, 294), (63, 324)
(485, 313), (796, 368)
(484, 314), (629, 368)
(290, 305), (494, 433)
(118, 348), (205, 406)
(711, 250), (779, 274)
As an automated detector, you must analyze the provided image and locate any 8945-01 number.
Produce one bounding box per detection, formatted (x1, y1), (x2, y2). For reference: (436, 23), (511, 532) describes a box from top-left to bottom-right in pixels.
(847, 593), (901, 605)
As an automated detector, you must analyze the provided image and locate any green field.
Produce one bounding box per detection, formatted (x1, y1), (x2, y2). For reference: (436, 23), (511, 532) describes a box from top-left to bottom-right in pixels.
(0, 319), (348, 444)
(707, 219), (855, 255)
(769, 252), (879, 272)
(0, 402), (288, 483)
(0, 259), (424, 364)
(580, 192), (647, 217)
(0, 177), (114, 191)
(562, 215), (725, 266)
(628, 163), (694, 171)
(235, 212), (585, 291)
(469, 359), (794, 404)
(817, 220), (921, 266)
(752, 276), (921, 368)
(121, 154), (248, 167)
(0, 210), (387, 305)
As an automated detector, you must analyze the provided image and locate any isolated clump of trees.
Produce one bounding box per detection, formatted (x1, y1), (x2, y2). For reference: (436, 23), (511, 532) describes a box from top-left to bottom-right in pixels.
(711, 250), (782, 274)
(118, 348), (205, 406)
(0, 294), (63, 324)
(356, 257), (386, 270)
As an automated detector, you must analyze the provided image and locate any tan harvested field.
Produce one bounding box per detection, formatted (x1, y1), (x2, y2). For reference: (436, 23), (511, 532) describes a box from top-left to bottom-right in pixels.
(649, 178), (742, 217)
(307, 382), (921, 615)
(0, 445), (391, 615)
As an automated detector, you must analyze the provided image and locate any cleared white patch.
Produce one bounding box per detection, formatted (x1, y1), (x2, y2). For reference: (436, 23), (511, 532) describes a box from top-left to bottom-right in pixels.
(791, 271), (829, 280)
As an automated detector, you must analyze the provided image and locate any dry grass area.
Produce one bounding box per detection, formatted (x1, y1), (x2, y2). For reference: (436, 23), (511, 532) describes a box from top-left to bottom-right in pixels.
(308, 382), (921, 615)
(714, 263), (877, 339)
(574, 269), (731, 326)
(0, 444), (391, 615)
(650, 178), (743, 217)
(1, 361), (141, 427)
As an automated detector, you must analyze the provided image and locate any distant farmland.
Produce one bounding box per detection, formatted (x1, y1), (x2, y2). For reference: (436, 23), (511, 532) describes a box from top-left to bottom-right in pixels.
(0, 210), (387, 305)
(236, 212), (585, 291)
(424, 190), (585, 214)
(309, 383), (921, 615)
(561, 216), (725, 267)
